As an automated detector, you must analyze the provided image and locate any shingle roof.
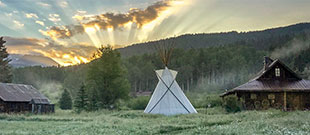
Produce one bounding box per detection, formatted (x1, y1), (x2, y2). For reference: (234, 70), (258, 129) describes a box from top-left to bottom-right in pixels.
(0, 83), (50, 103)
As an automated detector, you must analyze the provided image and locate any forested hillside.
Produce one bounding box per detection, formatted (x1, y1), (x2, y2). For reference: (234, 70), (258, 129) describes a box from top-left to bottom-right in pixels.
(119, 23), (310, 57)
(12, 23), (310, 102)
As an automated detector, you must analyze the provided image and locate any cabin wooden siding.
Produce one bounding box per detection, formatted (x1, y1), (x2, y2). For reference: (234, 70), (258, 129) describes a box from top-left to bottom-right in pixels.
(0, 99), (31, 113)
(237, 92), (310, 110)
(0, 98), (54, 113)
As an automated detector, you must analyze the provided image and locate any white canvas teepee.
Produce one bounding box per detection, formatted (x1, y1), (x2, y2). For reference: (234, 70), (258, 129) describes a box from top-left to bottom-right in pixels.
(144, 67), (197, 115)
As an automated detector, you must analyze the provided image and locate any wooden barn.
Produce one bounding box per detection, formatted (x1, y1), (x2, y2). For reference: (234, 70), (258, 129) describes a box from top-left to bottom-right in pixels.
(221, 57), (310, 111)
(0, 83), (54, 113)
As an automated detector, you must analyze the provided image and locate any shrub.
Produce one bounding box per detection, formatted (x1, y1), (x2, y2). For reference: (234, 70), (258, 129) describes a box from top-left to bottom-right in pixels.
(206, 95), (223, 108)
(128, 96), (150, 110)
(223, 95), (243, 113)
(188, 93), (223, 108)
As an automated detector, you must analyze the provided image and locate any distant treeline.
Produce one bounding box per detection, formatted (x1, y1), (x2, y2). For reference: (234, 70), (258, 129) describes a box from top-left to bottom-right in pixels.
(12, 45), (264, 99)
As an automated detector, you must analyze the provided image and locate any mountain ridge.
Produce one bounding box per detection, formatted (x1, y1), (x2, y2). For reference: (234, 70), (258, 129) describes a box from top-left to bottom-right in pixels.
(118, 22), (310, 57)
(9, 54), (59, 68)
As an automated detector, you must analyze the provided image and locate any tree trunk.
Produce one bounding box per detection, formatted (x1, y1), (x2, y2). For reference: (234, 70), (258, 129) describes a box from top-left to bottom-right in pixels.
(146, 79), (149, 91)
(134, 80), (137, 92)
(187, 79), (190, 92)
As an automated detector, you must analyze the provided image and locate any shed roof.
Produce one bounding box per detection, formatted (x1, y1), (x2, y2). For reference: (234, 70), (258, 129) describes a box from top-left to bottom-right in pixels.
(30, 98), (50, 104)
(0, 83), (50, 103)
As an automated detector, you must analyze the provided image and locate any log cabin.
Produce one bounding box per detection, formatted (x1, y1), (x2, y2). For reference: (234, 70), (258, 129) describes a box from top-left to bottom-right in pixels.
(0, 83), (54, 113)
(221, 57), (310, 111)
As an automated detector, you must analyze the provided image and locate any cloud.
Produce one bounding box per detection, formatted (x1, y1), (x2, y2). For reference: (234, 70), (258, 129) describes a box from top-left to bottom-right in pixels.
(36, 21), (45, 26)
(5, 12), (13, 17)
(4, 36), (46, 47)
(48, 14), (61, 22)
(43, 0), (174, 39)
(0, 0), (6, 7)
(25, 13), (39, 19)
(77, 10), (87, 14)
(13, 20), (24, 29)
(60, 1), (68, 8)
(72, 10), (88, 21)
(4, 36), (97, 66)
(37, 2), (50, 7)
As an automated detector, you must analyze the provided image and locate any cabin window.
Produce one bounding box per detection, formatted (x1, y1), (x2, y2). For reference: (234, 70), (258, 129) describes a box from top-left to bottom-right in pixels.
(268, 94), (275, 99)
(275, 68), (280, 77)
(251, 94), (257, 99)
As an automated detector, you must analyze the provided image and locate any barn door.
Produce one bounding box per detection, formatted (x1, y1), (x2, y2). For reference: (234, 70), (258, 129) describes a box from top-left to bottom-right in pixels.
(287, 93), (300, 110)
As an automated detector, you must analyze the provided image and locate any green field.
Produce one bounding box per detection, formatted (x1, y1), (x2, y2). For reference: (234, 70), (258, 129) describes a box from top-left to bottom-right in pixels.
(0, 108), (309, 135)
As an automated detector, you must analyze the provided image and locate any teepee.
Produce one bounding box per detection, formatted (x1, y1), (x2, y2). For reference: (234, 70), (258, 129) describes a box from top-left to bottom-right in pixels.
(144, 41), (197, 115)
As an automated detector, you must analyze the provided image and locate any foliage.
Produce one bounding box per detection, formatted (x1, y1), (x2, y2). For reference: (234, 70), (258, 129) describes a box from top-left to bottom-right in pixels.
(0, 37), (12, 83)
(118, 23), (310, 57)
(87, 46), (130, 109)
(188, 93), (223, 108)
(74, 84), (88, 113)
(127, 96), (150, 110)
(124, 45), (266, 94)
(59, 89), (73, 110)
(223, 95), (243, 113)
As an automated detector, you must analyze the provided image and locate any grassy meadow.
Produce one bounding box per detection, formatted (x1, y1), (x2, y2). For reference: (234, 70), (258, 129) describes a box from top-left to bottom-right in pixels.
(1, 107), (310, 135)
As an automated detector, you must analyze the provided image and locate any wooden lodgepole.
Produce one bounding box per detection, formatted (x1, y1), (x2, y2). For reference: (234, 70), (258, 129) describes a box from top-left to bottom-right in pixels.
(284, 91), (287, 111)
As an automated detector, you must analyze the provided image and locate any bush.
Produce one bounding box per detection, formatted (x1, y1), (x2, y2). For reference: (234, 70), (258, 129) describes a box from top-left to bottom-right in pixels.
(223, 95), (243, 113)
(127, 96), (150, 110)
(188, 93), (223, 108)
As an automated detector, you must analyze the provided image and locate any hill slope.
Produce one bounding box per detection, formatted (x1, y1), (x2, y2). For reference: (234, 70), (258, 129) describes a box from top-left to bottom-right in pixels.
(118, 23), (310, 57)
(9, 54), (59, 67)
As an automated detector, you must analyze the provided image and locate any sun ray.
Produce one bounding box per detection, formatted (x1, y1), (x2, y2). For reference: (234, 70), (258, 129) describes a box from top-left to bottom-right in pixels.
(84, 26), (102, 48)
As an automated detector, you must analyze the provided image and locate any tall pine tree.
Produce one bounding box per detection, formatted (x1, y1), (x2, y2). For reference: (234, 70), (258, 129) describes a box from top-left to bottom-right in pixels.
(74, 84), (88, 112)
(59, 89), (73, 110)
(0, 37), (12, 83)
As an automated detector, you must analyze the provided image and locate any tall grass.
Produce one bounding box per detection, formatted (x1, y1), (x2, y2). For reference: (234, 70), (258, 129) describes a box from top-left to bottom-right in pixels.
(1, 108), (310, 135)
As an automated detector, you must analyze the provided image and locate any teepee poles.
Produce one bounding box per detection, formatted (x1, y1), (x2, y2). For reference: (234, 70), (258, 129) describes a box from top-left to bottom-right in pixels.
(154, 40), (176, 66)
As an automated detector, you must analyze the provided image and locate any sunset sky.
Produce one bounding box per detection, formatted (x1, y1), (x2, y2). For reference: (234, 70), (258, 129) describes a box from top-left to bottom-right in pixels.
(0, 0), (310, 66)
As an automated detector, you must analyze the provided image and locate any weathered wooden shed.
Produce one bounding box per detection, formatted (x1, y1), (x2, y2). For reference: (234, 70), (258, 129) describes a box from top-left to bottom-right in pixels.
(221, 57), (310, 111)
(0, 83), (54, 113)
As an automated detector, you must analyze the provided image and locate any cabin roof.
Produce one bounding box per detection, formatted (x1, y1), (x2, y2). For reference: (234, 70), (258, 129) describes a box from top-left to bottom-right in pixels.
(0, 83), (50, 103)
(221, 57), (310, 97)
(252, 59), (301, 81)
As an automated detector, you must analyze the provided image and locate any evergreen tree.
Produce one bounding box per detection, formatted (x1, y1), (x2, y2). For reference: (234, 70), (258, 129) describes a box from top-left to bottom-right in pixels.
(0, 37), (12, 83)
(59, 89), (72, 110)
(87, 45), (130, 109)
(88, 89), (99, 111)
(74, 84), (88, 112)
